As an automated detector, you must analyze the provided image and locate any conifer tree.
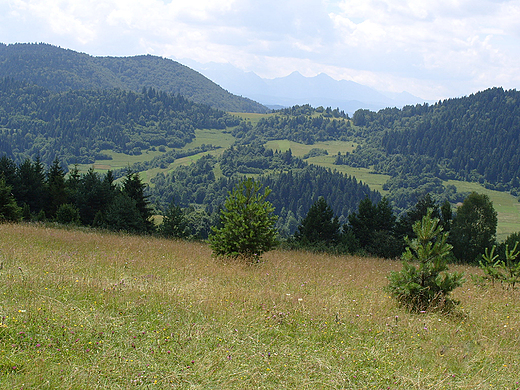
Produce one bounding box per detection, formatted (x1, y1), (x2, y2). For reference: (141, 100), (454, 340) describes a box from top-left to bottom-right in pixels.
(388, 209), (464, 312)
(294, 197), (340, 246)
(0, 176), (21, 222)
(209, 178), (278, 261)
(122, 170), (155, 233)
(46, 157), (67, 219)
(159, 200), (190, 238)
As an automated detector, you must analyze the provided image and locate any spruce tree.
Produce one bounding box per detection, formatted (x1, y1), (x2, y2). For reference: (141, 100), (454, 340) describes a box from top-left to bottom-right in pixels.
(294, 197), (340, 246)
(0, 176), (21, 222)
(122, 170), (155, 233)
(159, 200), (190, 239)
(46, 157), (67, 219)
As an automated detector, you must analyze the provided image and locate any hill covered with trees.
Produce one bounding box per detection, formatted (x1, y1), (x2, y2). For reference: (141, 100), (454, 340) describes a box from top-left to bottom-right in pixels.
(341, 88), (520, 193)
(0, 78), (239, 165)
(0, 43), (267, 113)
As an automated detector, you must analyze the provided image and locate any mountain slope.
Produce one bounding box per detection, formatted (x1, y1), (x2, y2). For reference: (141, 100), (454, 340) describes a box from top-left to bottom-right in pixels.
(0, 43), (267, 113)
(0, 78), (240, 165)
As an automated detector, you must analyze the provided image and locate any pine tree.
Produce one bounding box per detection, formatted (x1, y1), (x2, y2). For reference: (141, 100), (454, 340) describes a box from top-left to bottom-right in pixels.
(209, 178), (278, 261)
(387, 209), (464, 312)
(159, 200), (190, 238)
(46, 157), (67, 219)
(122, 170), (155, 233)
(0, 176), (21, 222)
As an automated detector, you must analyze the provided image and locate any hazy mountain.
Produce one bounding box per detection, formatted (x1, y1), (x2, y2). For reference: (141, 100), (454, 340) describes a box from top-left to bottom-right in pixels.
(0, 43), (268, 113)
(183, 60), (428, 114)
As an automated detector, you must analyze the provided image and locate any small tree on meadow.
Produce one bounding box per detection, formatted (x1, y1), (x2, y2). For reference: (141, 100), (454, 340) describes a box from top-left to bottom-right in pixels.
(387, 209), (464, 312)
(209, 178), (278, 261)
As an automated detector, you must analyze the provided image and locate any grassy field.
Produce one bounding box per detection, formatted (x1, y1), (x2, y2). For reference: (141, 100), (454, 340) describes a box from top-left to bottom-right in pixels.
(72, 128), (236, 183)
(1, 223), (519, 389)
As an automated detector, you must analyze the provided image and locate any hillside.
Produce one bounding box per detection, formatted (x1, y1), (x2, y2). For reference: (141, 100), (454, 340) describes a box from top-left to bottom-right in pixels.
(1, 223), (519, 388)
(342, 88), (520, 192)
(0, 43), (267, 113)
(0, 78), (239, 165)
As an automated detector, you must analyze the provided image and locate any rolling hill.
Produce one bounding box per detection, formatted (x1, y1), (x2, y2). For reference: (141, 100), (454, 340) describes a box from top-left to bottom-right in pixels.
(0, 43), (267, 113)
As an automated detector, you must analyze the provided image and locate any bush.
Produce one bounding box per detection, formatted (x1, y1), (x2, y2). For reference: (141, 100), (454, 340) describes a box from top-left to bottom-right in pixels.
(55, 204), (80, 225)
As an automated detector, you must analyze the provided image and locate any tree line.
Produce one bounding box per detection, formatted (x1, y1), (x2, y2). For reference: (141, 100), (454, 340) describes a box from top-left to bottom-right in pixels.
(1, 154), (511, 266)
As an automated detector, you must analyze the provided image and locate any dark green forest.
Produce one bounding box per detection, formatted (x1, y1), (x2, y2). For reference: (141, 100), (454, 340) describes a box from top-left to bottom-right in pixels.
(233, 104), (353, 145)
(341, 88), (520, 193)
(0, 43), (267, 113)
(0, 78), (239, 165)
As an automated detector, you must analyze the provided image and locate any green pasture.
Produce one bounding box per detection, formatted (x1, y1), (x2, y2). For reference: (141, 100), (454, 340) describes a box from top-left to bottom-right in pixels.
(69, 128), (236, 183)
(1, 223), (520, 389)
(264, 139), (359, 157)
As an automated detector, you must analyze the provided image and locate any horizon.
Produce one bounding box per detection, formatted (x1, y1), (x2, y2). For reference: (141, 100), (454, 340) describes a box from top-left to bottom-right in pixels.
(1, 0), (519, 102)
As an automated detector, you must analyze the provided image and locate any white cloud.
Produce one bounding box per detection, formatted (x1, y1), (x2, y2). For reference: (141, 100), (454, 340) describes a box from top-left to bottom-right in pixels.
(0, 0), (520, 99)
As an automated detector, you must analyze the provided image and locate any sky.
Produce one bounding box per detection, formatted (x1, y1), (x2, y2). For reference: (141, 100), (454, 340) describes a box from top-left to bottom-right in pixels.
(1, 0), (520, 100)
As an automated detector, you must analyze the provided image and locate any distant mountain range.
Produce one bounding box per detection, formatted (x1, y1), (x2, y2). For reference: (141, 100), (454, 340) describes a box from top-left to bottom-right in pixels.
(0, 43), (428, 115)
(182, 60), (429, 114)
(0, 43), (267, 113)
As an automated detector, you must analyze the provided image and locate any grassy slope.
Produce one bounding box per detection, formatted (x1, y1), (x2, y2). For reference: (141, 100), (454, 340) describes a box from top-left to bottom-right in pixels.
(0, 224), (519, 389)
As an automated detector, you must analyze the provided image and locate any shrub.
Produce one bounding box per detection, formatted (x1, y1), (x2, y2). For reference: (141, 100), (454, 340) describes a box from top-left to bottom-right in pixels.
(55, 203), (80, 225)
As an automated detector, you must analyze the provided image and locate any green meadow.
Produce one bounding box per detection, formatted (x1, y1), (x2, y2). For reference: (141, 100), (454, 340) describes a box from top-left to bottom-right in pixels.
(0, 223), (519, 389)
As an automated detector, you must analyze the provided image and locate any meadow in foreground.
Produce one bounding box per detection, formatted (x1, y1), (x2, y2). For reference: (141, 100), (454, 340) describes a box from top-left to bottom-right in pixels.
(0, 223), (519, 389)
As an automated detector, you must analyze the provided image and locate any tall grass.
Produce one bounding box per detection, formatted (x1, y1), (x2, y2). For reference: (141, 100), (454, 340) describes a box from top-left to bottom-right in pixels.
(0, 223), (519, 389)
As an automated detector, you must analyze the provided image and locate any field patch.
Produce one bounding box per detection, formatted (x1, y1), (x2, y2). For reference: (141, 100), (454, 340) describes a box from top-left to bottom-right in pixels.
(0, 223), (519, 389)
(264, 139), (359, 157)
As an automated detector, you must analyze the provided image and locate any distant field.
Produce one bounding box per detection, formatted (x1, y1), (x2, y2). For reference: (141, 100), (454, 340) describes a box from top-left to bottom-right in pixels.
(73, 148), (170, 174)
(70, 128), (236, 183)
(231, 112), (273, 126)
(1, 223), (519, 389)
(264, 139), (359, 157)
(189, 128), (235, 150)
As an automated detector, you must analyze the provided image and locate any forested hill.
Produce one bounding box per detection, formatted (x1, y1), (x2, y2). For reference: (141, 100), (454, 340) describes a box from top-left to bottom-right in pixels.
(343, 87), (520, 192)
(0, 43), (267, 113)
(0, 78), (240, 165)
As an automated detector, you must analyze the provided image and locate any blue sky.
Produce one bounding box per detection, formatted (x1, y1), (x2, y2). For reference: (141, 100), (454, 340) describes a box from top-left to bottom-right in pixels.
(1, 0), (519, 100)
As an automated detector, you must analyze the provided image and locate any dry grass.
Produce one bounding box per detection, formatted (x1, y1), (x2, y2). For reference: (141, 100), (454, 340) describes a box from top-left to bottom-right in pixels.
(0, 223), (519, 389)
